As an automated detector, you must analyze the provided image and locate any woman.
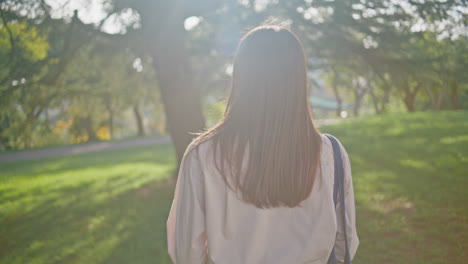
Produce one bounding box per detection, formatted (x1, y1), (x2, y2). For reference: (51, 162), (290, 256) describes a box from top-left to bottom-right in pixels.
(167, 25), (359, 264)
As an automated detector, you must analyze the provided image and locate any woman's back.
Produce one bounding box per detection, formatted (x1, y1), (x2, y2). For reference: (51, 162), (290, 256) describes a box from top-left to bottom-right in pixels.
(166, 25), (358, 264)
(167, 134), (359, 263)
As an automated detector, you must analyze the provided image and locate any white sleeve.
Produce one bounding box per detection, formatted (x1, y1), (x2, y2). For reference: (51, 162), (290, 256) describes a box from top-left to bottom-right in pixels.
(167, 148), (207, 264)
(334, 140), (359, 262)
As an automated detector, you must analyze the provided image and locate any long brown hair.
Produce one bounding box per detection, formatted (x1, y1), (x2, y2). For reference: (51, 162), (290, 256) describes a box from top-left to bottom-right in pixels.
(193, 25), (322, 208)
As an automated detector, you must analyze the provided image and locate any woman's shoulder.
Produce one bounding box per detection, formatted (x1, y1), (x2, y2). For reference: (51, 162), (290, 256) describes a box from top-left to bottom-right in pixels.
(320, 133), (347, 150)
(183, 136), (216, 162)
(320, 133), (333, 146)
(319, 133), (350, 158)
(319, 133), (333, 161)
(319, 133), (350, 163)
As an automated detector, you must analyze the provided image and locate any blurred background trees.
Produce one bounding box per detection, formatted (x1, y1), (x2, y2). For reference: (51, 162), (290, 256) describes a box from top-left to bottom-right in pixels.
(1, 0), (467, 160)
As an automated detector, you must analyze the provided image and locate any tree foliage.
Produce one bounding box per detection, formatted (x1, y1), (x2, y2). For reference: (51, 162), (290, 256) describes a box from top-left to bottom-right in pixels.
(0, 0), (467, 152)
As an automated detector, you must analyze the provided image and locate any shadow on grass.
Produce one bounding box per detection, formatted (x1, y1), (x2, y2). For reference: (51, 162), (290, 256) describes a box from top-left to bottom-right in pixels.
(1, 112), (467, 264)
(322, 111), (468, 263)
(0, 144), (176, 264)
(2, 182), (174, 264)
(0, 144), (175, 178)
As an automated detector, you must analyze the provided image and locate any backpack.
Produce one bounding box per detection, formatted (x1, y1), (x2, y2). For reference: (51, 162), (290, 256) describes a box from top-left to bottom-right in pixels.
(325, 134), (353, 264)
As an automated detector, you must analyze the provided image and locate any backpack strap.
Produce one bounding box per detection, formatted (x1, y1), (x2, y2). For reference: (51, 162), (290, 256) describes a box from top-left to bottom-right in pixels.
(325, 134), (352, 264)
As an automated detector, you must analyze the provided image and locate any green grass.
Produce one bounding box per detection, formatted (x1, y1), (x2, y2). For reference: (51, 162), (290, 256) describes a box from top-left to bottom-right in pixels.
(322, 110), (468, 263)
(0, 145), (176, 264)
(0, 110), (467, 263)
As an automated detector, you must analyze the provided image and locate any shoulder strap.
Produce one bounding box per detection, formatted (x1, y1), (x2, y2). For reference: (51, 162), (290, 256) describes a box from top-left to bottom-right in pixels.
(324, 134), (352, 264)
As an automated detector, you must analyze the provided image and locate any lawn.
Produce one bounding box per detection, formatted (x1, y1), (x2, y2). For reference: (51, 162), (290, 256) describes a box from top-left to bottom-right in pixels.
(322, 110), (468, 263)
(0, 144), (176, 264)
(0, 111), (467, 263)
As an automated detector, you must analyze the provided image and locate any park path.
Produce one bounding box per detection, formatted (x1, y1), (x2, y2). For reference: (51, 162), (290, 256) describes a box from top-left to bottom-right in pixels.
(0, 136), (172, 163)
(0, 119), (345, 163)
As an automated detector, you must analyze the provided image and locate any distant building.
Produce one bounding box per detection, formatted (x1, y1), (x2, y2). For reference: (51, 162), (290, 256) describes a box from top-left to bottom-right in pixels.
(309, 96), (352, 118)
(307, 61), (352, 118)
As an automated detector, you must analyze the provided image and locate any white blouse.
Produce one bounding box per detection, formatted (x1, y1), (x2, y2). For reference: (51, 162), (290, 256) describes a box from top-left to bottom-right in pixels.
(167, 134), (359, 264)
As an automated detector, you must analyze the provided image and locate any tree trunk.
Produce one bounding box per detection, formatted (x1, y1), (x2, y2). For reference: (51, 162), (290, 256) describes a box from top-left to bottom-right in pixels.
(380, 81), (391, 114)
(402, 83), (420, 113)
(435, 81), (446, 110)
(403, 94), (417, 112)
(150, 23), (205, 165)
(424, 83), (437, 109)
(331, 68), (342, 117)
(0, 120), (13, 150)
(353, 89), (365, 117)
(22, 107), (43, 149)
(108, 110), (114, 139)
(23, 125), (33, 149)
(103, 95), (114, 139)
(133, 102), (145, 137)
(371, 71), (391, 115)
(85, 115), (98, 141)
(352, 79), (367, 117)
(435, 89), (445, 110)
(369, 89), (382, 115)
(451, 82), (461, 110)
